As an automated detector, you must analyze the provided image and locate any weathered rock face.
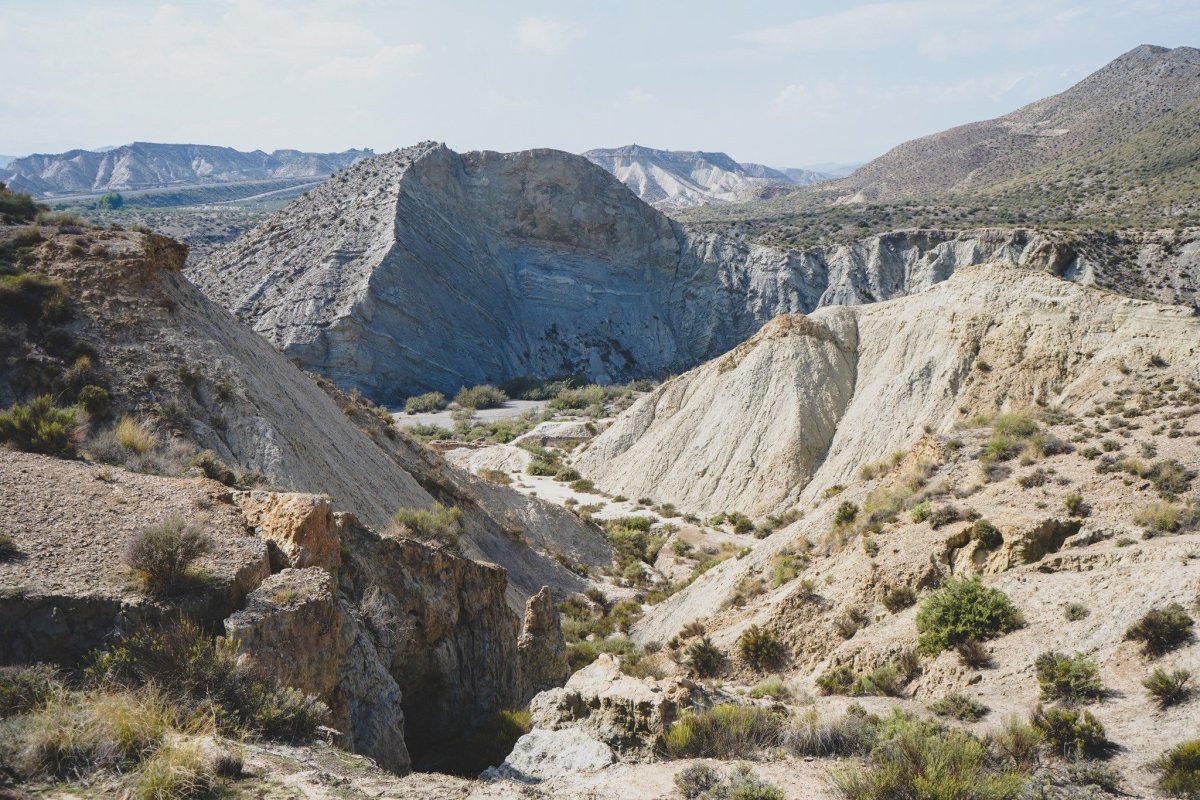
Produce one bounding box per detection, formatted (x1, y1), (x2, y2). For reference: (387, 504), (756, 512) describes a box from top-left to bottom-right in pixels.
(528, 655), (694, 759)
(578, 265), (1200, 518)
(232, 492), (342, 573)
(17, 226), (612, 612)
(193, 143), (1112, 403)
(518, 587), (570, 701)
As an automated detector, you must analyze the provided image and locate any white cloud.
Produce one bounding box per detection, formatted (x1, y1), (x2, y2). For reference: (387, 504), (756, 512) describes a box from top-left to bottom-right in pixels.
(621, 87), (657, 108)
(741, 1), (1092, 59)
(769, 81), (842, 117)
(515, 16), (581, 55)
(294, 43), (424, 83)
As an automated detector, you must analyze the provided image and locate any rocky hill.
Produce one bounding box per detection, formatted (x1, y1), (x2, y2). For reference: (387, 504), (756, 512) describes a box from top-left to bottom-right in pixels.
(576, 264), (1200, 518)
(0, 218), (611, 610)
(1, 141), (371, 197)
(681, 45), (1200, 248)
(190, 141), (1200, 404)
(582, 144), (826, 209)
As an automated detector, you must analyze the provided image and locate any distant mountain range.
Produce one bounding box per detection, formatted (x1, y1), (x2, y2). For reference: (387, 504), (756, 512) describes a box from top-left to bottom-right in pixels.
(0, 142), (372, 197)
(681, 44), (1200, 247)
(582, 144), (830, 209)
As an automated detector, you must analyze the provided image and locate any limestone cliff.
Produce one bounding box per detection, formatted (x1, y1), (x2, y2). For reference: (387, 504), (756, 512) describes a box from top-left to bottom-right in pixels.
(577, 265), (1200, 517)
(194, 143), (1134, 403)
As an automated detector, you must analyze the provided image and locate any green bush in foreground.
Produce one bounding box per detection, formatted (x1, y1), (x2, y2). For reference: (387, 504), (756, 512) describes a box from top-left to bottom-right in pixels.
(1156, 739), (1200, 799)
(0, 395), (77, 456)
(832, 711), (1025, 800)
(664, 704), (783, 759)
(915, 576), (1023, 653)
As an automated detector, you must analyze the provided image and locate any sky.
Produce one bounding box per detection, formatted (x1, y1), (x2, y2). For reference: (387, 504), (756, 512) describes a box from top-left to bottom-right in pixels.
(1, 0), (1198, 167)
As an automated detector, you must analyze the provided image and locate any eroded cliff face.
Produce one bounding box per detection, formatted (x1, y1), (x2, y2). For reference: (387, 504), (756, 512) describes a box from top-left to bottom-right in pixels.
(193, 144), (1147, 402)
(577, 264), (1200, 518)
(0, 456), (569, 776)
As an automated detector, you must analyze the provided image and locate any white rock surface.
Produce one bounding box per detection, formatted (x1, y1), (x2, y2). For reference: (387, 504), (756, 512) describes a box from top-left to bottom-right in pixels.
(484, 728), (615, 782)
(578, 264), (1200, 518)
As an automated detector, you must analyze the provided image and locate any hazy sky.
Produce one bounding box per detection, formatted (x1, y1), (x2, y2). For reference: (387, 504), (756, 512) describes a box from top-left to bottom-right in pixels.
(2, 1), (1197, 166)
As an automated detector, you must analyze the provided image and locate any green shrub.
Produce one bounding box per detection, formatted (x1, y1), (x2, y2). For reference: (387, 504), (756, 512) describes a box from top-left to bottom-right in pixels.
(956, 639), (993, 668)
(1034, 651), (1105, 703)
(392, 502), (463, 546)
(987, 715), (1044, 772)
(969, 519), (1003, 548)
(479, 468), (511, 484)
(554, 466), (581, 482)
(0, 664), (61, 718)
(1030, 705), (1109, 759)
(76, 385), (112, 418)
(91, 618), (326, 742)
(748, 677), (790, 700)
(785, 706), (880, 757)
(930, 692), (989, 721)
(929, 504), (962, 528)
(1064, 491), (1086, 516)
(685, 637), (723, 677)
(1136, 500), (1185, 533)
(0, 396), (77, 456)
(915, 576), (1023, 653)
(1156, 739), (1200, 799)
(832, 711), (1025, 800)
(675, 763), (721, 798)
(526, 459), (557, 476)
(1144, 667), (1194, 708)
(664, 704), (783, 759)
(817, 662), (909, 697)
(404, 391), (447, 414)
(570, 478), (595, 493)
(1125, 604), (1194, 656)
(1064, 602), (1090, 621)
(910, 501), (932, 523)
(566, 636), (638, 671)
(454, 384), (508, 409)
(0, 272), (69, 324)
(737, 625), (786, 671)
(0, 182), (41, 221)
(121, 515), (213, 595)
(882, 586), (917, 612)
(834, 502), (859, 525)
(675, 763), (784, 800)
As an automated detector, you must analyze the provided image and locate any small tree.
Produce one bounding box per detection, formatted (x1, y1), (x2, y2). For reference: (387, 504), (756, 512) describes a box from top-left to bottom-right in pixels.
(915, 576), (1023, 653)
(738, 625), (786, 671)
(123, 516), (213, 594)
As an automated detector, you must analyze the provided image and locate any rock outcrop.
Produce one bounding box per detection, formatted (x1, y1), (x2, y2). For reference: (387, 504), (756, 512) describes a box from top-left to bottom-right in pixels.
(518, 587), (570, 700)
(193, 142), (1122, 403)
(12, 225), (612, 610)
(528, 655), (695, 759)
(578, 265), (1200, 517)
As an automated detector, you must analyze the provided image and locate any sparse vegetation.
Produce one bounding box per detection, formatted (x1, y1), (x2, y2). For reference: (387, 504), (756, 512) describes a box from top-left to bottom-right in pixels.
(915, 576), (1023, 654)
(737, 625), (786, 671)
(1125, 603), (1194, 656)
(391, 502), (463, 547)
(122, 515), (213, 595)
(968, 519), (1003, 548)
(453, 384), (508, 409)
(1063, 602), (1090, 621)
(1031, 704), (1110, 759)
(0, 395), (77, 456)
(930, 692), (989, 722)
(1156, 739), (1200, 799)
(882, 586), (916, 613)
(1034, 651), (1105, 703)
(831, 711), (1025, 800)
(1144, 667), (1194, 708)
(404, 391), (447, 414)
(685, 637), (723, 677)
(664, 704), (783, 759)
